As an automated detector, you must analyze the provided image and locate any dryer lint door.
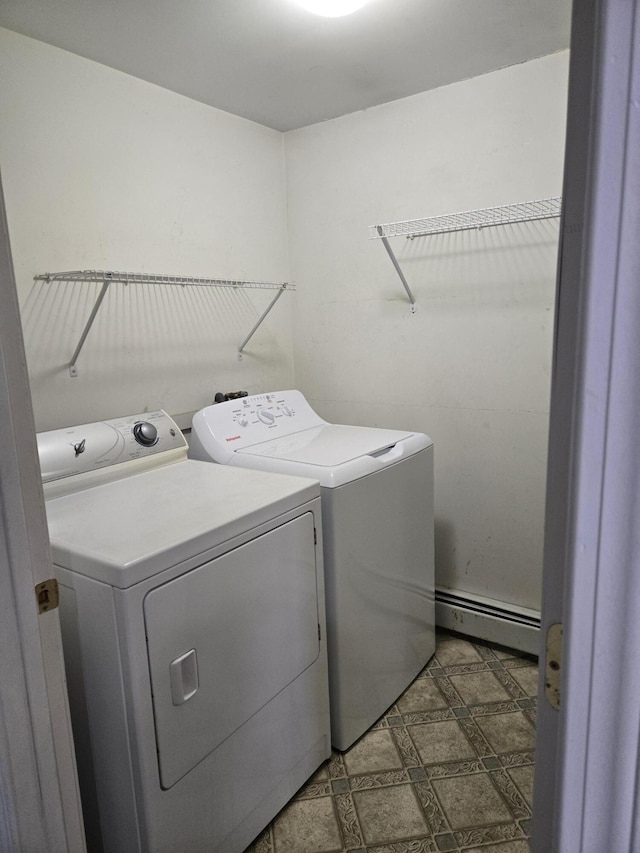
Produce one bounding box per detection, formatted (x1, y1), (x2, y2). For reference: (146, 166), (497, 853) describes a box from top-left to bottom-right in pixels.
(143, 511), (320, 789)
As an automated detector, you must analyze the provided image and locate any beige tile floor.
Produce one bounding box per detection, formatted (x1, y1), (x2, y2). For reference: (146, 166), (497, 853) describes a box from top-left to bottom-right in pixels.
(244, 630), (538, 853)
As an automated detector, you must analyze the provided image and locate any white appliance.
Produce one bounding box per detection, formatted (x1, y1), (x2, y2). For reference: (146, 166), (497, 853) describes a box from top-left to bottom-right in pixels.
(189, 390), (435, 750)
(38, 410), (330, 853)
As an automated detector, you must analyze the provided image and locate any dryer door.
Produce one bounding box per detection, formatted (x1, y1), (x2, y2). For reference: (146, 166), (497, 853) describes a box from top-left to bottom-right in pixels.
(144, 511), (320, 789)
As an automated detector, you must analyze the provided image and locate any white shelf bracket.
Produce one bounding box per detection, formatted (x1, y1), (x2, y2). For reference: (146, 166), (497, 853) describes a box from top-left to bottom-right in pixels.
(237, 284), (287, 359)
(68, 278), (111, 377)
(376, 226), (417, 312)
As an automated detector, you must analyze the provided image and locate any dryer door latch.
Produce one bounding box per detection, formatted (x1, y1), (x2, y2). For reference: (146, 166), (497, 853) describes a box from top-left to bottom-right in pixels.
(35, 579), (59, 614)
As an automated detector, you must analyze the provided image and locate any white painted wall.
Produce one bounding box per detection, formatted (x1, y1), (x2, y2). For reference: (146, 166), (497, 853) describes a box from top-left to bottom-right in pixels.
(0, 27), (294, 431)
(285, 52), (569, 611)
(0, 27), (568, 614)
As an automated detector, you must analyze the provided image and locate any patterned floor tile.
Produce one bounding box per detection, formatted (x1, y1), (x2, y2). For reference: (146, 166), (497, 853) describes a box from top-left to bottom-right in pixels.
(272, 797), (343, 853)
(505, 665), (539, 697)
(327, 751), (347, 779)
(334, 791), (365, 849)
(352, 784), (429, 845)
(506, 764), (535, 807)
(407, 719), (477, 765)
(473, 712), (536, 754)
(296, 763), (333, 799)
(396, 677), (450, 713)
(448, 671), (512, 705)
(430, 773), (512, 830)
(462, 842), (530, 853)
(434, 636), (484, 667)
(368, 840), (438, 853)
(243, 630), (539, 853)
(488, 769), (531, 819)
(454, 823), (526, 849)
(490, 647), (523, 661)
(343, 729), (405, 775)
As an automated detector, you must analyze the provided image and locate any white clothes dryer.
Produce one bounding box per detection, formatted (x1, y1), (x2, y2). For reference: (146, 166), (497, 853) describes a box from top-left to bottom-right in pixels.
(38, 410), (330, 853)
(189, 390), (435, 750)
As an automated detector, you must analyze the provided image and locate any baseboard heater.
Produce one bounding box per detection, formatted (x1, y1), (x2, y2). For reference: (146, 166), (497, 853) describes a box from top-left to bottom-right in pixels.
(435, 587), (541, 657)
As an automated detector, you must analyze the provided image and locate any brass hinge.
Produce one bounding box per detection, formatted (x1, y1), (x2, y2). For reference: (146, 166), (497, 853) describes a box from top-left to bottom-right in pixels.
(35, 579), (59, 614)
(544, 622), (563, 710)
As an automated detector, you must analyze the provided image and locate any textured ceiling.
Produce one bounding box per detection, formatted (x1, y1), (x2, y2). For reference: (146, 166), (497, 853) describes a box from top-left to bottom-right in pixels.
(0, 0), (572, 131)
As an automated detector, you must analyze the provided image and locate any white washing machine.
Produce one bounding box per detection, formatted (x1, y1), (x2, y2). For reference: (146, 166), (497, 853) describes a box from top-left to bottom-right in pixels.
(38, 410), (330, 853)
(189, 390), (435, 750)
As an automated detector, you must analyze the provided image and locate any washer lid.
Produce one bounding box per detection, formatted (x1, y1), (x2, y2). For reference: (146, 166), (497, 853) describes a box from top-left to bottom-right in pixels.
(233, 427), (432, 488)
(45, 460), (319, 587)
(237, 424), (413, 467)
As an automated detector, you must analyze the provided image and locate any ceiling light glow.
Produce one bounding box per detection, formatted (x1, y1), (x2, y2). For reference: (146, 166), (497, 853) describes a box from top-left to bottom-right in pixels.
(293, 0), (368, 17)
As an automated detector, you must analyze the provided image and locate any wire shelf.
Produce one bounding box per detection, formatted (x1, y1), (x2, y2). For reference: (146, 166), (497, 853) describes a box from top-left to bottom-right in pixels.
(34, 269), (294, 374)
(34, 269), (292, 291)
(370, 197), (562, 240)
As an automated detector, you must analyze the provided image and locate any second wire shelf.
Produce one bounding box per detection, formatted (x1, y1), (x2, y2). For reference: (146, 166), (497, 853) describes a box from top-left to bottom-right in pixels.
(369, 197), (562, 309)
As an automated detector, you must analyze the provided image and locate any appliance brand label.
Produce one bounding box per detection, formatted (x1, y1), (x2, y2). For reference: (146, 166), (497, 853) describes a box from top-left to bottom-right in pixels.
(225, 435), (241, 442)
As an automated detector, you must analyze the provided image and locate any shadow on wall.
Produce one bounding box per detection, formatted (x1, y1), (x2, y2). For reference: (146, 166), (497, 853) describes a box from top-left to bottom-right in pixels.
(18, 277), (294, 428)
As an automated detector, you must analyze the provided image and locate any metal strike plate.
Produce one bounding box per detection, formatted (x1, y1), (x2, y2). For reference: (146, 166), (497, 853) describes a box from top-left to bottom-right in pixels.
(35, 578), (59, 614)
(544, 622), (563, 710)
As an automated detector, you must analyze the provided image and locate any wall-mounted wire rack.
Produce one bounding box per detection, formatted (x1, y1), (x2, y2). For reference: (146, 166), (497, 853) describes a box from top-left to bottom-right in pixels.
(34, 270), (294, 376)
(369, 197), (562, 311)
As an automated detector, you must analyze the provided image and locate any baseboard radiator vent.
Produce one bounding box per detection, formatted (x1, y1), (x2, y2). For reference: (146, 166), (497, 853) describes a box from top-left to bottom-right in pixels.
(435, 587), (541, 657)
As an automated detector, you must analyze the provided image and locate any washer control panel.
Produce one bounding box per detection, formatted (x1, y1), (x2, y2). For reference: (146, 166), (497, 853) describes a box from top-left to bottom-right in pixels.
(38, 410), (187, 483)
(200, 391), (325, 448)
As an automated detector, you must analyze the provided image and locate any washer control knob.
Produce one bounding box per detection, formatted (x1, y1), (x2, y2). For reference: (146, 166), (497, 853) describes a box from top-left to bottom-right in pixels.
(258, 409), (275, 424)
(238, 417), (249, 428)
(133, 421), (158, 447)
(281, 405), (293, 417)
